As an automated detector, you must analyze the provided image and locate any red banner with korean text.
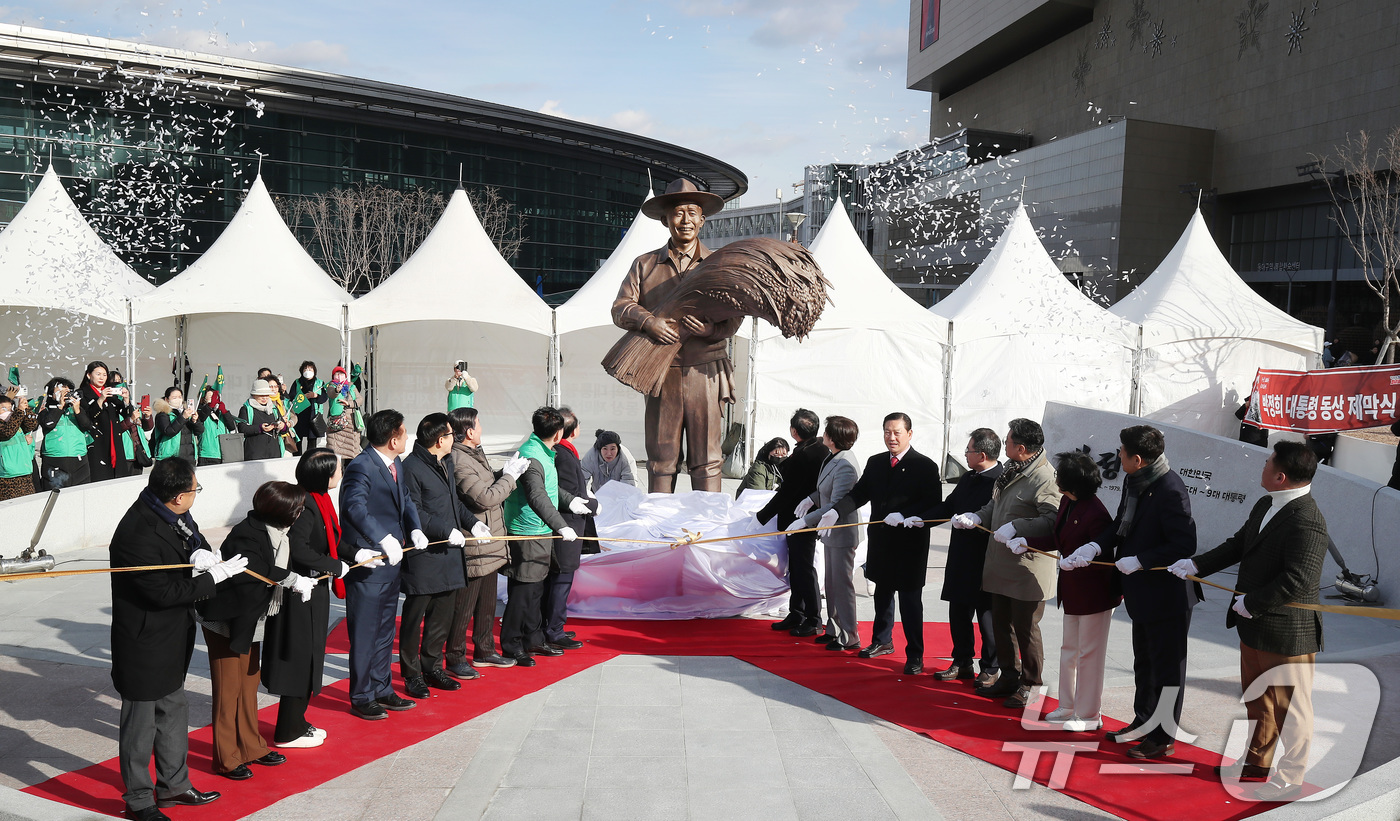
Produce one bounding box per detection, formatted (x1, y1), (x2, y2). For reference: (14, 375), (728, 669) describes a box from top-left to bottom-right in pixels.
(1246, 365), (1400, 432)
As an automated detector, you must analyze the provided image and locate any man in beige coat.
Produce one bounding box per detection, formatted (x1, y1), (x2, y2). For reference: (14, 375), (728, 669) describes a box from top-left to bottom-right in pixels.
(446, 407), (530, 673)
(952, 418), (1060, 709)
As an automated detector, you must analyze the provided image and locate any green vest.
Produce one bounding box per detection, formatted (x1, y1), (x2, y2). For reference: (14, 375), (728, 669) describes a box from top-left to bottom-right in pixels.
(242, 401), (286, 457)
(447, 383), (475, 410)
(504, 434), (558, 536)
(329, 385), (364, 430)
(290, 378), (324, 414)
(0, 429), (35, 479)
(41, 409), (92, 458)
(198, 412), (229, 460)
(152, 413), (183, 460)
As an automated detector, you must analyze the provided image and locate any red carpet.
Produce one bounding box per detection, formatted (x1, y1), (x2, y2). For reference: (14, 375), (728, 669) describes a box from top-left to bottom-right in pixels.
(27, 618), (1279, 821)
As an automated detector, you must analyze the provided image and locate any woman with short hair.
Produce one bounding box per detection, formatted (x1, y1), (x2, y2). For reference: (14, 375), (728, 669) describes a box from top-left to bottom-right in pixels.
(263, 450), (350, 748)
(150, 386), (203, 464)
(790, 416), (862, 651)
(737, 437), (788, 496)
(580, 429), (637, 491)
(0, 391), (39, 500)
(195, 387), (241, 466)
(37, 377), (93, 487)
(197, 481), (319, 779)
(79, 360), (133, 482)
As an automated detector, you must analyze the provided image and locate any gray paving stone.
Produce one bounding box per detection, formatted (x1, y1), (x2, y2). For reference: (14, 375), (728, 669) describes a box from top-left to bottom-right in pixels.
(784, 755), (876, 790)
(581, 786), (689, 821)
(687, 752), (790, 790)
(689, 785), (801, 821)
(593, 683), (684, 707)
(591, 726), (686, 757)
(480, 786), (585, 821)
(595, 704), (685, 731)
(517, 727), (593, 757)
(502, 754), (590, 789)
(793, 787), (898, 821)
(585, 754), (687, 790)
(685, 728), (780, 758)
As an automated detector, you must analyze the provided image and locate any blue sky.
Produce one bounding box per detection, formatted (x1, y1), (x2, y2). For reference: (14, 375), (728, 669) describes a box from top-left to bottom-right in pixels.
(9, 0), (930, 204)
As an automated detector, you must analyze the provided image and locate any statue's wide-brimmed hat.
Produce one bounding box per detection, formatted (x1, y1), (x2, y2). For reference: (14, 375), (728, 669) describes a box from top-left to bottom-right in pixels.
(642, 178), (725, 220)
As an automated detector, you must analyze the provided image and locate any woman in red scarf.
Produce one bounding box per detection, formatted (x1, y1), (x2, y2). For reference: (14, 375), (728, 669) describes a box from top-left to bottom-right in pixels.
(78, 360), (134, 482)
(262, 448), (350, 748)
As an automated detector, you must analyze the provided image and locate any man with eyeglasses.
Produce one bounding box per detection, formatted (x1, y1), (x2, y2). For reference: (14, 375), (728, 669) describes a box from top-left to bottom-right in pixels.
(110, 457), (249, 821)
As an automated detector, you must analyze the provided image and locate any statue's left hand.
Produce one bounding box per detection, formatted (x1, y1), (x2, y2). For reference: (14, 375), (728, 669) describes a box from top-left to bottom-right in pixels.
(681, 315), (713, 337)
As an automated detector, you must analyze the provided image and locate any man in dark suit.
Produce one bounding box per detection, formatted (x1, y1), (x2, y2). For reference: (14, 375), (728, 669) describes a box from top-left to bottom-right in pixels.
(918, 428), (1002, 686)
(111, 457), (246, 821)
(400, 413), (489, 698)
(338, 409), (427, 720)
(1076, 425), (1198, 760)
(543, 407), (600, 651)
(1171, 441), (1328, 802)
(829, 412), (943, 675)
(756, 408), (826, 635)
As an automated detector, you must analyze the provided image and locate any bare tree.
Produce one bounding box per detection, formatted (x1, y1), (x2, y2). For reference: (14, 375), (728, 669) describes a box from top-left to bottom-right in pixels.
(1315, 128), (1400, 363)
(277, 183), (527, 294)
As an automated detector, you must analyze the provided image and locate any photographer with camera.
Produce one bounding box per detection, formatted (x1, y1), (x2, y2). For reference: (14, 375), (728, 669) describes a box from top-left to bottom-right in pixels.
(0, 385), (39, 500)
(80, 361), (135, 482)
(38, 376), (94, 488)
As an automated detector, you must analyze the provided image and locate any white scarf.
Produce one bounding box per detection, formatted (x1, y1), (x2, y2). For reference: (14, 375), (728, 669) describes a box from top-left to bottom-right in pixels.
(265, 524), (292, 618)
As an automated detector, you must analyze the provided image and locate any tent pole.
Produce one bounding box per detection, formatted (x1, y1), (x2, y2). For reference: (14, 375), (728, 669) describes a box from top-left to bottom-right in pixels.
(941, 321), (954, 475)
(176, 315), (187, 392)
(1131, 325), (1143, 416)
(366, 327), (377, 415)
(124, 299), (136, 395)
(548, 311), (561, 406)
(340, 305), (351, 381)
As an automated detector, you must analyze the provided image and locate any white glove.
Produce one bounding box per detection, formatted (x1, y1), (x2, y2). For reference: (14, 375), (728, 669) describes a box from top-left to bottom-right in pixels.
(1167, 558), (1198, 579)
(1061, 543), (1099, 570)
(189, 548), (218, 574)
(993, 522), (1017, 544)
(817, 509), (839, 531)
(1116, 556), (1143, 575)
(882, 511), (904, 527)
(503, 454), (531, 479)
(410, 529), (429, 550)
(900, 515), (925, 528)
(471, 521), (493, 544)
(569, 497), (592, 515)
(951, 513), (981, 530)
(794, 497), (815, 518)
(785, 519), (806, 532)
(285, 572), (316, 603)
(1007, 536), (1029, 555)
(447, 529), (467, 547)
(559, 527), (578, 542)
(338, 561), (351, 578)
(354, 548), (385, 569)
(379, 535), (404, 566)
(207, 554), (248, 584)
(1232, 594), (1252, 619)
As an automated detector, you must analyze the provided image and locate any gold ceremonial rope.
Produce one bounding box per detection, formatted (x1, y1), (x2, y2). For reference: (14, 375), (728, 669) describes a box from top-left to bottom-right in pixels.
(1, 563), (276, 585)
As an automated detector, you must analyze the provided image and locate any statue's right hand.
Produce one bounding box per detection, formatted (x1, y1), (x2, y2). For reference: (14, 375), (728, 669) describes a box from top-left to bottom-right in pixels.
(646, 317), (682, 345)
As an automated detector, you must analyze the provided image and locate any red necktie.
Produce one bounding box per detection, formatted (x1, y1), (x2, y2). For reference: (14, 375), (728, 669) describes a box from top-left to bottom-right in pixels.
(890, 454), (899, 468)
(389, 461), (397, 483)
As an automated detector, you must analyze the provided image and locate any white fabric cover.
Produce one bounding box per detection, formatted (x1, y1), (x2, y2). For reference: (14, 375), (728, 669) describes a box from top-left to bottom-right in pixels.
(131, 175), (351, 328)
(566, 481), (789, 619)
(751, 200), (948, 463)
(349, 188), (553, 443)
(1111, 210), (1324, 438)
(931, 205), (1137, 464)
(554, 200), (670, 452)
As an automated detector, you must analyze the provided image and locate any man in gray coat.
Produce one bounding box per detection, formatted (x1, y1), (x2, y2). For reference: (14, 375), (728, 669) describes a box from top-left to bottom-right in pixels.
(953, 418), (1059, 709)
(789, 415), (863, 650)
(447, 407), (530, 672)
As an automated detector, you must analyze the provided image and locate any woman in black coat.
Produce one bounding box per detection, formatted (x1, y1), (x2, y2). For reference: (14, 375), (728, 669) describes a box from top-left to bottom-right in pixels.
(79, 360), (133, 482)
(197, 482), (317, 780)
(544, 417), (597, 648)
(263, 449), (348, 748)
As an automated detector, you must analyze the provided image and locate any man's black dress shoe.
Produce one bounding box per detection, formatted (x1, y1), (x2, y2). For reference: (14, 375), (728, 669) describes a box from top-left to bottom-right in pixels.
(529, 644), (564, 657)
(1104, 723), (1144, 744)
(125, 806), (170, 821)
(471, 653), (517, 668)
(351, 701), (387, 720)
(549, 637), (584, 650)
(932, 664), (973, 682)
(1214, 763), (1270, 782)
(425, 669), (461, 691)
(403, 676), (430, 699)
(219, 765), (253, 781)
(378, 693), (416, 711)
(813, 633), (836, 644)
(512, 653), (537, 668)
(253, 752), (286, 766)
(157, 788), (221, 808)
(1126, 739), (1175, 760)
(903, 660), (924, 675)
(446, 661), (481, 680)
(826, 640), (861, 651)
(857, 643), (894, 659)
(789, 622), (821, 637)
(771, 614), (802, 631)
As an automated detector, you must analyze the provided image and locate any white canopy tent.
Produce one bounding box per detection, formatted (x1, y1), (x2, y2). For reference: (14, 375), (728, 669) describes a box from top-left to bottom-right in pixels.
(348, 187), (553, 447)
(1112, 209), (1324, 437)
(748, 200), (948, 465)
(553, 198), (670, 454)
(0, 166), (172, 395)
(130, 175), (352, 404)
(931, 204), (1138, 469)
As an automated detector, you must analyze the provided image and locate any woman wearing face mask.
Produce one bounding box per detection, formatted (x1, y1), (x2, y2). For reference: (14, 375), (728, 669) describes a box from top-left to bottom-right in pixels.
(0, 390), (40, 500)
(79, 361), (134, 482)
(237, 380), (291, 461)
(324, 366), (363, 465)
(150, 386), (204, 464)
(37, 377), (93, 487)
(289, 362), (327, 448)
(196, 387), (241, 466)
(108, 370), (154, 475)
(446, 361), (477, 410)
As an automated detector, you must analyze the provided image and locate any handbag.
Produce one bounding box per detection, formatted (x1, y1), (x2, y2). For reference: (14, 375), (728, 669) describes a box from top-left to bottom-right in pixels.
(217, 433), (245, 463)
(130, 431), (153, 468)
(327, 412), (348, 433)
(311, 413), (328, 437)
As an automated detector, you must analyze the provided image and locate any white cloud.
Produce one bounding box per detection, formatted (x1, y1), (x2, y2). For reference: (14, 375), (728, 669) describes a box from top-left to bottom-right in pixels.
(605, 109), (655, 135)
(139, 26), (351, 70)
(674, 0), (859, 46)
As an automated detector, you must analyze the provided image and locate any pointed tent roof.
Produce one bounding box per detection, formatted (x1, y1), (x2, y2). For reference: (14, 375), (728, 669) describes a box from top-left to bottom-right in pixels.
(555, 192), (669, 335)
(760, 198), (946, 340)
(348, 187), (551, 335)
(131, 175), (350, 328)
(0, 166), (153, 324)
(1112, 209), (1322, 352)
(930, 204), (1136, 347)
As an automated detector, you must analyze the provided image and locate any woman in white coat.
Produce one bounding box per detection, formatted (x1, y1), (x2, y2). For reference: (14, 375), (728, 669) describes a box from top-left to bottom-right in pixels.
(787, 415), (862, 651)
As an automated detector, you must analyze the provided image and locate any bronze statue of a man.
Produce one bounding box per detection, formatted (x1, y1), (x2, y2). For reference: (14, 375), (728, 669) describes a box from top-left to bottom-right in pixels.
(611, 178), (740, 493)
